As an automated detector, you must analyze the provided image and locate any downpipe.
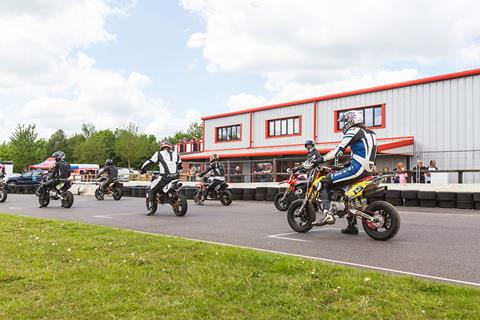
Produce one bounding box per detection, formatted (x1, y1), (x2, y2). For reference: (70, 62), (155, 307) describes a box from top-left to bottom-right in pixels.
(362, 186), (387, 198)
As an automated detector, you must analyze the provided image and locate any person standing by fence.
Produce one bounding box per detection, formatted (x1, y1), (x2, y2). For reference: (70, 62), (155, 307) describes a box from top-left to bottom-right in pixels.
(426, 160), (439, 184)
(394, 162), (408, 184)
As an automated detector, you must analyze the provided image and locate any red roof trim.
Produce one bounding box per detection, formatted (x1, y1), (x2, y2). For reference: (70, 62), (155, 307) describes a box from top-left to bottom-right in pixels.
(201, 68), (480, 120)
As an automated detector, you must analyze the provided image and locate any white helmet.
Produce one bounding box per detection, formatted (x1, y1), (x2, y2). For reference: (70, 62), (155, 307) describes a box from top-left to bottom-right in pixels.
(341, 110), (363, 134)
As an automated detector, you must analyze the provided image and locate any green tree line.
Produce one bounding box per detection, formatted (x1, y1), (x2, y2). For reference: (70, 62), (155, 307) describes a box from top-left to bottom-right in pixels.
(0, 122), (202, 173)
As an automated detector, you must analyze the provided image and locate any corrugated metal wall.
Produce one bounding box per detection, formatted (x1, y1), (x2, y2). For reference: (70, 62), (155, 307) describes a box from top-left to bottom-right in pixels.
(252, 102), (314, 147)
(203, 113), (250, 150)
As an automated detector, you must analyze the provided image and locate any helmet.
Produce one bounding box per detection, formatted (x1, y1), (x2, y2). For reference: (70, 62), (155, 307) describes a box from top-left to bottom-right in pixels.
(105, 159), (113, 166)
(51, 151), (65, 161)
(209, 154), (219, 162)
(159, 140), (172, 151)
(304, 139), (316, 152)
(341, 110), (363, 134)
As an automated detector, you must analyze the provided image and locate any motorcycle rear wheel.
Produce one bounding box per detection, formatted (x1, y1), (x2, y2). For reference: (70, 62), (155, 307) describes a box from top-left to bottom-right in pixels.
(172, 193), (188, 216)
(112, 187), (122, 200)
(95, 188), (104, 200)
(38, 193), (50, 208)
(287, 199), (315, 233)
(361, 200), (401, 241)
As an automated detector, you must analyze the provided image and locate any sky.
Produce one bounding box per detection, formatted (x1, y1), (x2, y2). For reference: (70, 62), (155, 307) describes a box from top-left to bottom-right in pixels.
(0, 0), (479, 141)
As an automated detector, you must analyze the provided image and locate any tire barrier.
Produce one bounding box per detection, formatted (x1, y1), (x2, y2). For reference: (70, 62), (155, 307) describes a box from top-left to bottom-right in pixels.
(475, 193), (480, 210)
(456, 192), (474, 209)
(265, 187), (279, 202)
(385, 190), (403, 206)
(242, 188), (255, 201)
(123, 186), (132, 197)
(231, 188), (244, 201)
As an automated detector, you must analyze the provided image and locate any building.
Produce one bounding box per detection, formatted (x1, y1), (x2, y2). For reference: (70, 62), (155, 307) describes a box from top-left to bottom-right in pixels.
(180, 68), (480, 183)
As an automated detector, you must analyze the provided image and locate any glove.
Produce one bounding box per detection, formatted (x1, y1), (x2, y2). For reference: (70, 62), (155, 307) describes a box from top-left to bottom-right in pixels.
(286, 168), (293, 173)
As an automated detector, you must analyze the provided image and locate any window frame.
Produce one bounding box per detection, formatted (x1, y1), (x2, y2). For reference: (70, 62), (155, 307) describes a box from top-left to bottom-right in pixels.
(214, 124), (242, 143)
(334, 104), (386, 133)
(265, 115), (302, 139)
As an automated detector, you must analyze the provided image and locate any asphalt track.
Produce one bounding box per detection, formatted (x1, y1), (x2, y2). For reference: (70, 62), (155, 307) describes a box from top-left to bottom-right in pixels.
(2, 194), (480, 287)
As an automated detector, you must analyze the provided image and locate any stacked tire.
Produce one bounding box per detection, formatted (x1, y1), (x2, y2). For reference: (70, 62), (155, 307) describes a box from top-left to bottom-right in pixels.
(231, 188), (244, 201)
(367, 189), (385, 204)
(418, 191), (437, 208)
(243, 188), (255, 201)
(474, 193), (480, 210)
(123, 186), (132, 197)
(266, 187), (279, 202)
(456, 192), (474, 209)
(184, 187), (195, 200)
(385, 190), (403, 206)
(437, 192), (456, 208)
(255, 187), (267, 201)
(401, 190), (418, 207)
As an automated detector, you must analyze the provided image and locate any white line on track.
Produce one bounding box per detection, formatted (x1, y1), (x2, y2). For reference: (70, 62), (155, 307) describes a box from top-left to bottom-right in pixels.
(268, 228), (364, 242)
(92, 212), (141, 219)
(132, 229), (480, 288)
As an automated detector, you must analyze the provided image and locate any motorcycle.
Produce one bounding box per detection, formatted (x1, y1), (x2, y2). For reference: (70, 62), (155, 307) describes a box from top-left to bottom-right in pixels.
(193, 175), (232, 206)
(95, 177), (123, 201)
(287, 160), (400, 241)
(273, 171), (307, 211)
(145, 172), (188, 216)
(0, 178), (7, 203)
(36, 172), (74, 208)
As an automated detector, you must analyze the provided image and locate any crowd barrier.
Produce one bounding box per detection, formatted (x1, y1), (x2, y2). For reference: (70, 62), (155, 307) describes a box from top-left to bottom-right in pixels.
(120, 186), (480, 210)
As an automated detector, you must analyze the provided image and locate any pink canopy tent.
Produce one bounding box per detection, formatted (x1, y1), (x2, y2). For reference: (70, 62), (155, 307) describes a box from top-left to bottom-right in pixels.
(29, 157), (56, 170)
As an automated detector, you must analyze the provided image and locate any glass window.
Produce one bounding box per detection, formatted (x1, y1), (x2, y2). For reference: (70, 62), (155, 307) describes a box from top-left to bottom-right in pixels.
(217, 125), (241, 142)
(267, 116), (301, 137)
(287, 118), (294, 134)
(364, 108), (374, 127)
(269, 121), (275, 136)
(374, 106), (382, 126)
(294, 117), (300, 134)
(275, 120), (281, 136)
(281, 120), (287, 135)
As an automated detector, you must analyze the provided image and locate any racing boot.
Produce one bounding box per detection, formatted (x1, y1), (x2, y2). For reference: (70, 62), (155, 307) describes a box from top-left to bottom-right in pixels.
(341, 216), (359, 235)
(313, 200), (335, 226)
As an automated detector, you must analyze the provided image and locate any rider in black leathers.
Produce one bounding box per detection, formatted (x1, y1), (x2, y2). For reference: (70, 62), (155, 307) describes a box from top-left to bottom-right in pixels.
(39, 151), (70, 207)
(198, 154), (225, 204)
(97, 159), (118, 193)
(290, 139), (322, 173)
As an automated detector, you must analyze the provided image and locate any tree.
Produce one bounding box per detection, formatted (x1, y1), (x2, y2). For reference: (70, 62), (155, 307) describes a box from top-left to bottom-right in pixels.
(114, 123), (146, 169)
(0, 142), (12, 161)
(46, 129), (70, 157)
(68, 134), (86, 163)
(166, 122), (203, 144)
(81, 122), (96, 139)
(9, 124), (45, 172)
(76, 130), (115, 165)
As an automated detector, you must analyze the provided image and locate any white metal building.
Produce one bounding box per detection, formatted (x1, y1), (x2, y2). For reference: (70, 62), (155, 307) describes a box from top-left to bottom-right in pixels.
(182, 68), (480, 182)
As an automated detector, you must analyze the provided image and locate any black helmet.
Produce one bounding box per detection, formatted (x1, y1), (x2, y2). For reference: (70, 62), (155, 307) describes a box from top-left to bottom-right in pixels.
(209, 154), (219, 162)
(52, 151), (65, 161)
(304, 139), (315, 149)
(105, 159), (113, 166)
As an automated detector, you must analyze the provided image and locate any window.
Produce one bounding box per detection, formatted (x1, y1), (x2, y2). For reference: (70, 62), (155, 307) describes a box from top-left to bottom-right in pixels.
(216, 124), (241, 142)
(267, 116), (301, 138)
(335, 104), (384, 131)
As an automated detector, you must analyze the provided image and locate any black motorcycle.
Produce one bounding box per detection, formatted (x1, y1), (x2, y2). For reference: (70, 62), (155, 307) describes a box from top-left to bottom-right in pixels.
(193, 176), (232, 206)
(36, 172), (74, 208)
(0, 179), (7, 203)
(145, 172), (187, 216)
(95, 177), (123, 201)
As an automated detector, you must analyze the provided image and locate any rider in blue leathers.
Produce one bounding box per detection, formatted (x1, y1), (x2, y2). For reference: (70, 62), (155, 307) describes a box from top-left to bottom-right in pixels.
(314, 110), (377, 234)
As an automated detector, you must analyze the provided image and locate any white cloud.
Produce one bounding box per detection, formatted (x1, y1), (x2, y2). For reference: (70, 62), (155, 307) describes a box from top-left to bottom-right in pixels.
(0, 0), (201, 141)
(181, 0), (480, 106)
(227, 93), (267, 111)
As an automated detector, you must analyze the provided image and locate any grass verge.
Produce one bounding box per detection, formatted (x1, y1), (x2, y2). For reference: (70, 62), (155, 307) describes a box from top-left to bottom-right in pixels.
(0, 213), (479, 319)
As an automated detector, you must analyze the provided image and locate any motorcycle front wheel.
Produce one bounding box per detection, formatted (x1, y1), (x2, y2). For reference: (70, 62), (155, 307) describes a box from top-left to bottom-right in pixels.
(287, 199), (315, 233)
(38, 193), (50, 208)
(361, 200), (401, 241)
(61, 191), (74, 208)
(95, 188), (104, 200)
(112, 187), (122, 201)
(0, 188), (7, 203)
(219, 190), (232, 206)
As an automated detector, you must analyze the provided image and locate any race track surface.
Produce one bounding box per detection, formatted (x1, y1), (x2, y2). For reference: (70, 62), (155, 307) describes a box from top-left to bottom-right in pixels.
(2, 194), (480, 287)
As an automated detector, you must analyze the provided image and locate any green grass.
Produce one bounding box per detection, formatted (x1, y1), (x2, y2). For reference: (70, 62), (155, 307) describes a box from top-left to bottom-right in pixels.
(0, 214), (479, 319)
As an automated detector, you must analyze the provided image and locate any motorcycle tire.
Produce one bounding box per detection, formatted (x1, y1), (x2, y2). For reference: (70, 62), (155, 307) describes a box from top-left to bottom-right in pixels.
(95, 188), (104, 201)
(274, 192), (294, 211)
(61, 191), (74, 208)
(34, 185), (42, 197)
(287, 199), (315, 233)
(112, 188), (122, 201)
(0, 188), (7, 203)
(362, 200), (401, 241)
(220, 190), (233, 206)
(145, 197), (158, 215)
(172, 193), (188, 216)
(38, 193), (50, 208)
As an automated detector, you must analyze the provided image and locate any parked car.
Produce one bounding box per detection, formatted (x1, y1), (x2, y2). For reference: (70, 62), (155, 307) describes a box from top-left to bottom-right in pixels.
(6, 170), (44, 189)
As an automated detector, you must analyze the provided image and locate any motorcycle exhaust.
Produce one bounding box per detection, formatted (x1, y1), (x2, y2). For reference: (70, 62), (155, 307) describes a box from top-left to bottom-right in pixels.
(363, 186), (387, 198)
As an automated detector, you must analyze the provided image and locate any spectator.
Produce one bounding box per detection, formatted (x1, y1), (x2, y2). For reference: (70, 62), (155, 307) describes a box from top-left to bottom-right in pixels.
(254, 163), (267, 182)
(232, 166), (242, 183)
(426, 160), (439, 184)
(382, 166), (392, 183)
(412, 160), (427, 183)
(189, 165), (197, 182)
(264, 163), (273, 182)
(393, 162), (408, 184)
